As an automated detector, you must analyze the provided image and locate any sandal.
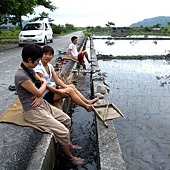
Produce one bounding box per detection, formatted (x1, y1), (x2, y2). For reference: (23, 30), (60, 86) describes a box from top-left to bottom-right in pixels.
(8, 85), (16, 91)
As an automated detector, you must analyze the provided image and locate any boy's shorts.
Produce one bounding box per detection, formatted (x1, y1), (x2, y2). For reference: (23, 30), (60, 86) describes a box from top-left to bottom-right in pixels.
(78, 52), (85, 64)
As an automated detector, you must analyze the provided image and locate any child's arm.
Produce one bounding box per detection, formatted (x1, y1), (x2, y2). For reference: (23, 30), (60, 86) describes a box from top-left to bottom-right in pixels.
(67, 48), (71, 57)
(35, 72), (42, 81)
(36, 71), (67, 93)
(52, 70), (68, 88)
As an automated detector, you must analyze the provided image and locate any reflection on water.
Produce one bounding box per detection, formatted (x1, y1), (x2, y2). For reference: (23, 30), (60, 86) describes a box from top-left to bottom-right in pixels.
(98, 59), (170, 170)
(94, 39), (170, 56)
(156, 74), (170, 87)
(105, 40), (115, 46)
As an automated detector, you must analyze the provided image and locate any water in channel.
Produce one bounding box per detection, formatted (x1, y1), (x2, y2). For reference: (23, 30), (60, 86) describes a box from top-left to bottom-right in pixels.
(98, 59), (170, 170)
(54, 71), (98, 170)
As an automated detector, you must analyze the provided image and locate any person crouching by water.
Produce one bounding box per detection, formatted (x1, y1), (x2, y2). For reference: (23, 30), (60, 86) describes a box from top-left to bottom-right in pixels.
(14, 44), (84, 165)
(34, 45), (98, 111)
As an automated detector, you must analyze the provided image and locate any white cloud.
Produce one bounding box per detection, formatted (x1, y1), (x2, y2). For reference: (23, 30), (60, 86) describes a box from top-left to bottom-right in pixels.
(23, 0), (170, 27)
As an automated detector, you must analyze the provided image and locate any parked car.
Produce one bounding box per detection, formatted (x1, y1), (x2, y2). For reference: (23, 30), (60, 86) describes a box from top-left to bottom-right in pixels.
(18, 17), (53, 46)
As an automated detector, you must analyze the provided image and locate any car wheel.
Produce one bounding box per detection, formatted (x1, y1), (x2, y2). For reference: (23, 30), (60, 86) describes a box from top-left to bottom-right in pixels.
(50, 38), (53, 43)
(18, 43), (24, 47)
(44, 37), (47, 45)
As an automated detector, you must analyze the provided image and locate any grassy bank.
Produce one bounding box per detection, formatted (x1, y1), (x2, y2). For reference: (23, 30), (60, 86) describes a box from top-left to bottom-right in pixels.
(0, 30), (19, 51)
(97, 54), (170, 60)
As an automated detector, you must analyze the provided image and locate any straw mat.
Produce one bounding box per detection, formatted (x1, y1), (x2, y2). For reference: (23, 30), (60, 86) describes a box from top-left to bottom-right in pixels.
(0, 99), (45, 132)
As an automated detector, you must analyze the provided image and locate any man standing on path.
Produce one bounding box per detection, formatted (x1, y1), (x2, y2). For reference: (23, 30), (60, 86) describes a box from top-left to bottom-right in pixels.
(67, 36), (92, 69)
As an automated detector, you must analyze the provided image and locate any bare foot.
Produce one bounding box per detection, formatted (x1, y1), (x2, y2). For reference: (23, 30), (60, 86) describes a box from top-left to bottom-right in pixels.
(88, 97), (99, 104)
(93, 102), (100, 106)
(86, 105), (93, 112)
(82, 64), (86, 69)
(68, 156), (84, 165)
(69, 144), (82, 150)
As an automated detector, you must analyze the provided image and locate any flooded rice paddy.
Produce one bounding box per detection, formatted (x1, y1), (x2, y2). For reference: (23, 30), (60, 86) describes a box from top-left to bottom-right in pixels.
(55, 39), (170, 169)
(98, 59), (170, 170)
(93, 39), (170, 56)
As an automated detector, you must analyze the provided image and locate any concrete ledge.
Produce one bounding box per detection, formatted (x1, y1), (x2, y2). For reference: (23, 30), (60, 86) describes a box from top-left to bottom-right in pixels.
(27, 134), (56, 170)
(90, 38), (126, 170)
(0, 124), (43, 170)
(92, 80), (126, 170)
(96, 119), (126, 170)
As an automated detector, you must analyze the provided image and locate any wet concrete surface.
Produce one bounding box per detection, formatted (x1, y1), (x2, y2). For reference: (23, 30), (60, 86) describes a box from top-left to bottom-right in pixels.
(98, 59), (170, 170)
(54, 71), (98, 170)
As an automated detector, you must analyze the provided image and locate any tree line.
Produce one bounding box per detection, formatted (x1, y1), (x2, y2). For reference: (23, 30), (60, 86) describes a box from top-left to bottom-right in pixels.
(85, 21), (170, 36)
(0, 0), (78, 35)
(0, 0), (57, 29)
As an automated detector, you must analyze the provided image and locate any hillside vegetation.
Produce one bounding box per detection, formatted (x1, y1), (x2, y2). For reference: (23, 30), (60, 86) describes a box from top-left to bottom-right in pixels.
(130, 16), (170, 27)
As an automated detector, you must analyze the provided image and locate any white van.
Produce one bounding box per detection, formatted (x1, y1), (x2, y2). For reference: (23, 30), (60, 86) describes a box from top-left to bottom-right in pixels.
(18, 17), (53, 46)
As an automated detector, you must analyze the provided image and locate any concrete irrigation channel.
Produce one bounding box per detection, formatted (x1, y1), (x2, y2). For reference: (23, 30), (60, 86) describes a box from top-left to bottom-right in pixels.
(0, 32), (125, 170)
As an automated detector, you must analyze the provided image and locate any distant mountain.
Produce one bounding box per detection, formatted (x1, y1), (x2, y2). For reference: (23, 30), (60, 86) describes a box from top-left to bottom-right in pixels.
(130, 16), (170, 27)
(1, 20), (29, 27)
(1, 23), (15, 27)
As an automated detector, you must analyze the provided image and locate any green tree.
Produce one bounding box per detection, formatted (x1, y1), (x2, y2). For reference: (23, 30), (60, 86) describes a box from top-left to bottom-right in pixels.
(0, 0), (19, 25)
(95, 26), (102, 32)
(161, 28), (167, 34)
(105, 21), (115, 27)
(65, 23), (75, 32)
(37, 0), (56, 10)
(153, 23), (161, 28)
(51, 23), (76, 35)
(86, 26), (94, 32)
(51, 24), (63, 34)
(10, 0), (37, 29)
(166, 22), (170, 34)
(144, 26), (151, 32)
(0, 0), (57, 29)
(30, 12), (54, 22)
(105, 21), (115, 35)
(39, 11), (49, 18)
(167, 22), (170, 27)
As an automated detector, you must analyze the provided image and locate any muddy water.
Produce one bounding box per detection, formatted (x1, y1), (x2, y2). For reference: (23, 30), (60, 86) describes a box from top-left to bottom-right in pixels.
(54, 73), (98, 170)
(98, 59), (170, 170)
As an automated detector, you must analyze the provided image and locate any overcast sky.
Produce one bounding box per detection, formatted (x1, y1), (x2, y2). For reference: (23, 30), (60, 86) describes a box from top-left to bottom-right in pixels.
(24, 0), (170, 27)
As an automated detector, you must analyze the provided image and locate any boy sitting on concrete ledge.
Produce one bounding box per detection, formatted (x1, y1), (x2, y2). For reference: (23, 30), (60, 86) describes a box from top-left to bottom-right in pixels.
(67, 36), (92, 69)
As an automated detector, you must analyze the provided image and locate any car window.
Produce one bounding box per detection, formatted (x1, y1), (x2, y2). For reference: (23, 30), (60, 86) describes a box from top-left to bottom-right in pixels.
(45, 23), (48, 30)
(23, 23), (44, 31)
